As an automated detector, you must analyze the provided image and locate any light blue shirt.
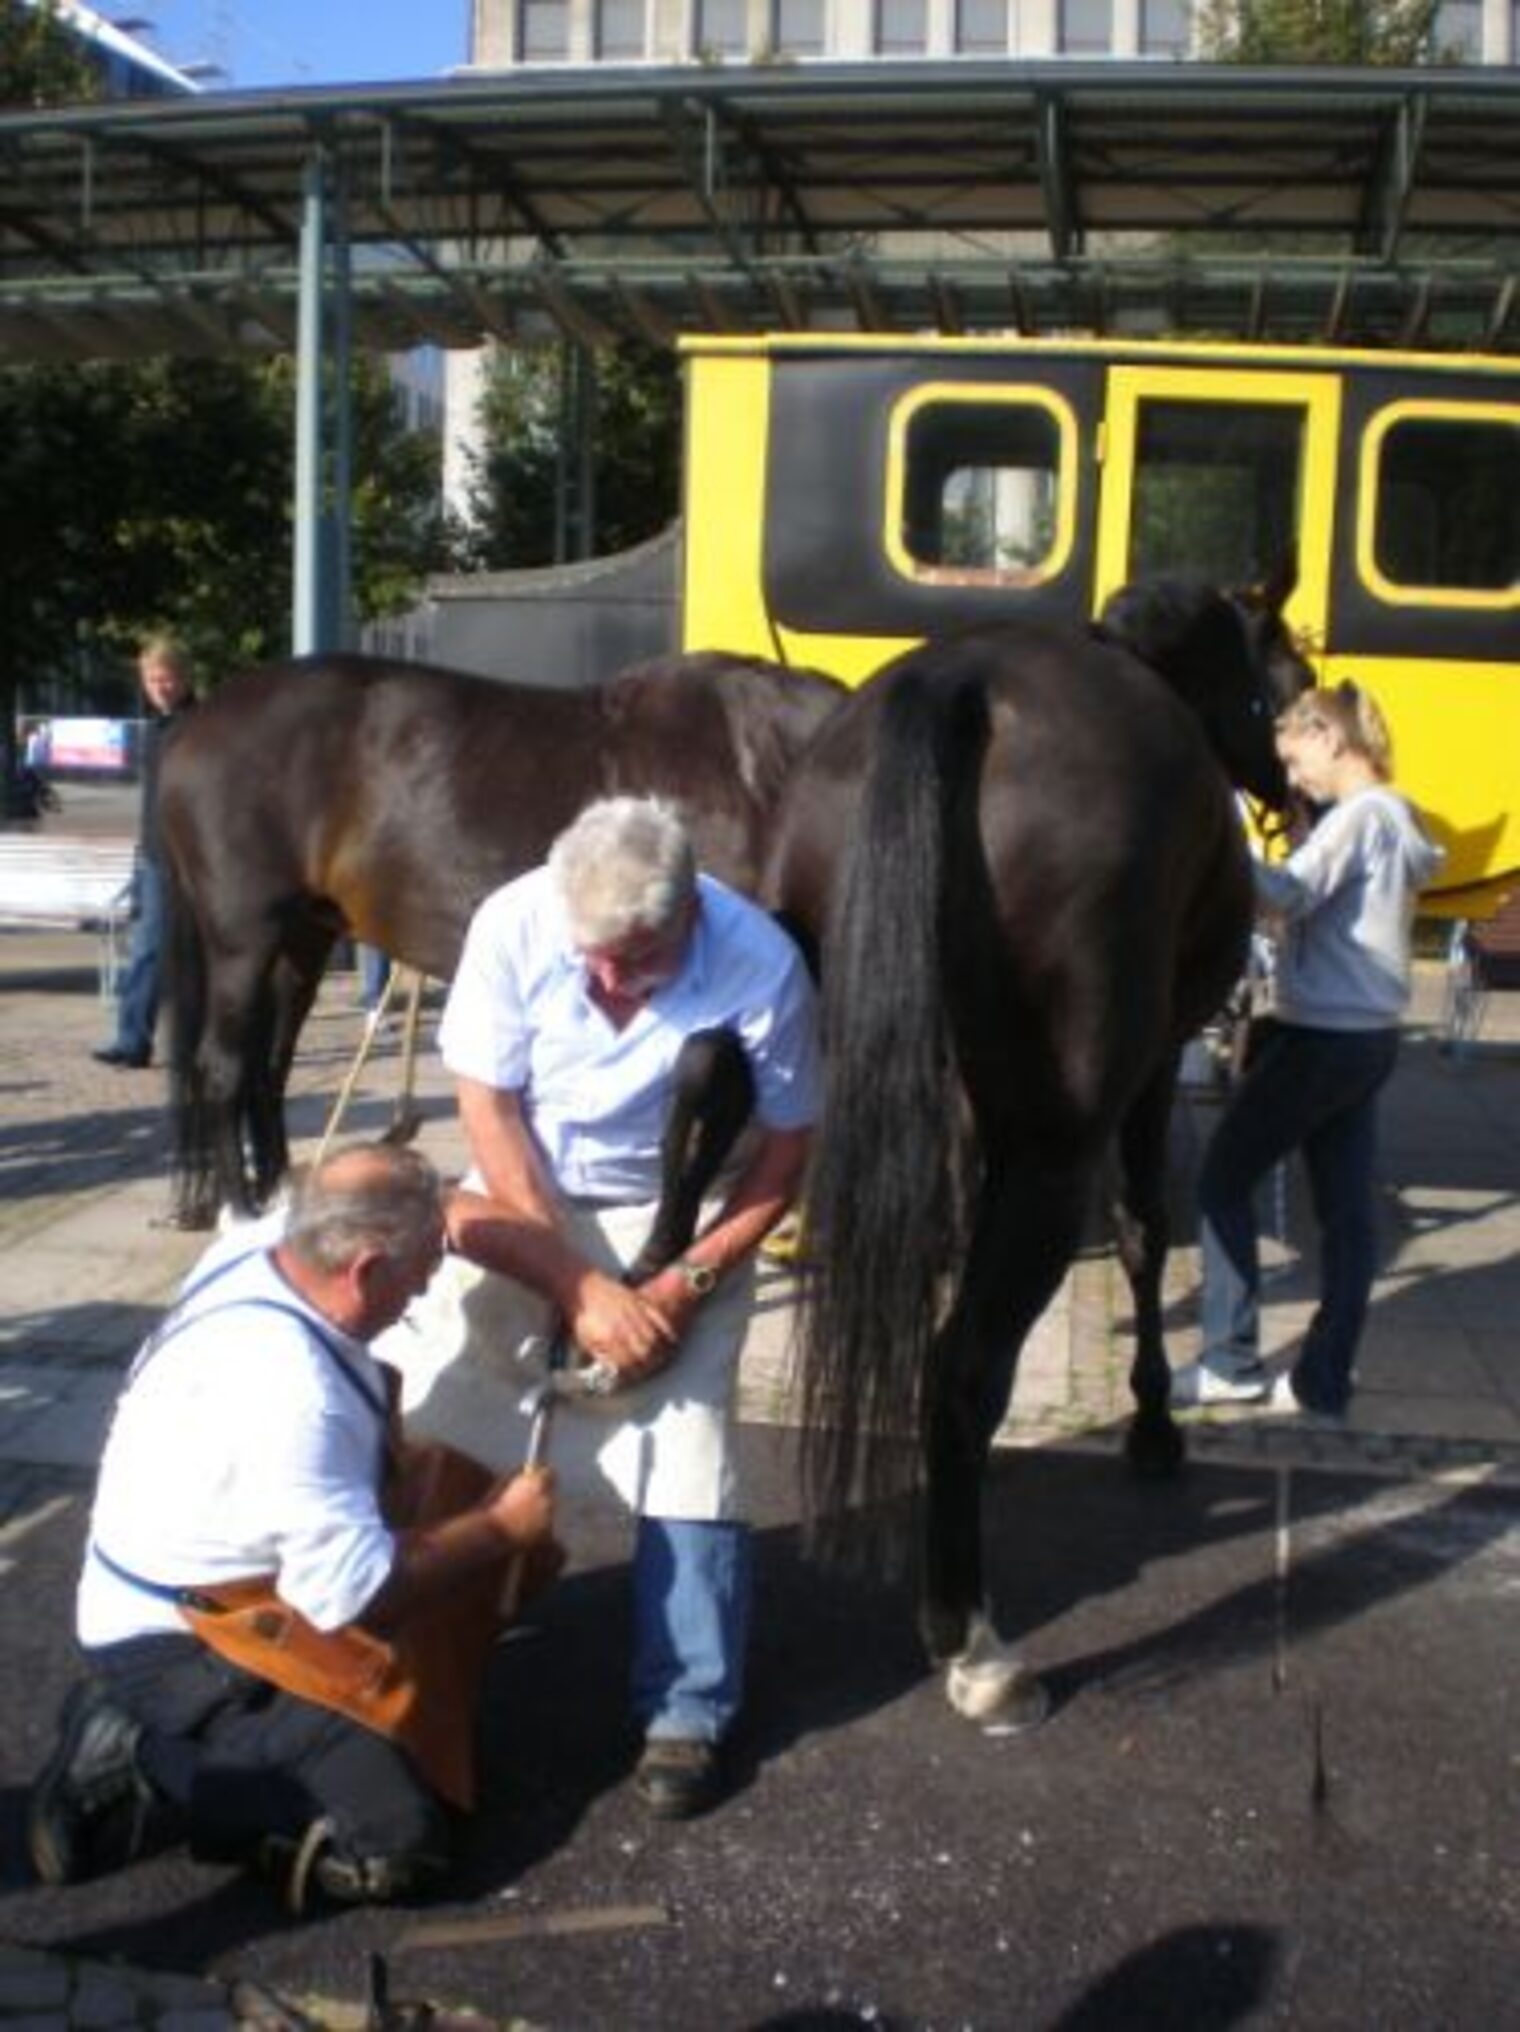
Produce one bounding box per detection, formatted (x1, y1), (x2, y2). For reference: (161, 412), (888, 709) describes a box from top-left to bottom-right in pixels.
(1257, 786), (1444, 1030)
(440, 869), (821, 1202)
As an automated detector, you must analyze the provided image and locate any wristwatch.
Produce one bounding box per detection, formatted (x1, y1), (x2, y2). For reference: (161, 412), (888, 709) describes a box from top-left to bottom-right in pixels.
(679, 1256), (718, 1298)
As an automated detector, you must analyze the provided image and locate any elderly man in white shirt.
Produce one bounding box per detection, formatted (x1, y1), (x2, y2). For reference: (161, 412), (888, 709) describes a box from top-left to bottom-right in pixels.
(390, 795), (820, 1820)
(29, 1144), (558, 1909)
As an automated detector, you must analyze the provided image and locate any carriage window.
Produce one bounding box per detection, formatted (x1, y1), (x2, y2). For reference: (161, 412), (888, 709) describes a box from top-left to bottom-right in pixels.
(891, 392), (1072, 584)
(1370, 415), (1519, 596)
(1128, 400), (1303, 586)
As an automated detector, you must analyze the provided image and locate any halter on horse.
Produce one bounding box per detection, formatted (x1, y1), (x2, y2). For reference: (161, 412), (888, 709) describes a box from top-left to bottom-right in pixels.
(765, 570), (1313, 1721)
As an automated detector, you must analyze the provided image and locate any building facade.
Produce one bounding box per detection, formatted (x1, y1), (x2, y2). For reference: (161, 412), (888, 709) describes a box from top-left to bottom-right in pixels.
(469, 0), (1516, 68)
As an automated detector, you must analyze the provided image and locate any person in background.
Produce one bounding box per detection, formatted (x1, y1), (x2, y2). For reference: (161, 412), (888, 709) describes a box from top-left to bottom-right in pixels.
(92, 636), (196, 1070)
(28, 1143), (560, 1910)
(1172, 681), (1444, 1422)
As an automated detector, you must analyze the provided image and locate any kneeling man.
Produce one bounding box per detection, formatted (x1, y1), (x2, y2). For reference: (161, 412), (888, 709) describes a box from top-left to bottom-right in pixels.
(29, 1143), (558, 1910)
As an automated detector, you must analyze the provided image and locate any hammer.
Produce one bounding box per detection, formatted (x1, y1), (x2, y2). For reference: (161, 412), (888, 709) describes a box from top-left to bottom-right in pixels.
(499, 1334), (615, 1619)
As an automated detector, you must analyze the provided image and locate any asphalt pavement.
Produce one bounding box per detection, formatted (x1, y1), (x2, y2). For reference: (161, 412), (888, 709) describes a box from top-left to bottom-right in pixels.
(2, 806), (1518, 2028)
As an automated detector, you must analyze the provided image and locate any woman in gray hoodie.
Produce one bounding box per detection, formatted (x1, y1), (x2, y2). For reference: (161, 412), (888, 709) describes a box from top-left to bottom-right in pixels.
(1173, 682), (1444, 1420)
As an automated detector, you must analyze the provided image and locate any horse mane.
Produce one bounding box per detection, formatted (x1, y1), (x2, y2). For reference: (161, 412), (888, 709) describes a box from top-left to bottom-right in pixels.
(1093, 574), (1246, 717)
(798, 658), (991, 1559)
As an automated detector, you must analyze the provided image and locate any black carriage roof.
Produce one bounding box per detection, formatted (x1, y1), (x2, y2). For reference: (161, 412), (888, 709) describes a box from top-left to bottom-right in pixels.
(0, 60), (1517, 362)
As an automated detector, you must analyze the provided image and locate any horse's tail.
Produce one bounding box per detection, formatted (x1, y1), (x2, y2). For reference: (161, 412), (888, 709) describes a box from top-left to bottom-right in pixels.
(163, 846), (212, 1223)
(799, 662), (991, 1558)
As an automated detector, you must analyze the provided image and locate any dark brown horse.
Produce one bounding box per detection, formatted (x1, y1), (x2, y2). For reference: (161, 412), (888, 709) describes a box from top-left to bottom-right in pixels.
(765, 573), (1312, 1721)
(159, 651), (845, 1225)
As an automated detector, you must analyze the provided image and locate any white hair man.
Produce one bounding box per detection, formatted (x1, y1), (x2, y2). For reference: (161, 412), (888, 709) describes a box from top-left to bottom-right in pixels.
(394, 795), (820, 1819)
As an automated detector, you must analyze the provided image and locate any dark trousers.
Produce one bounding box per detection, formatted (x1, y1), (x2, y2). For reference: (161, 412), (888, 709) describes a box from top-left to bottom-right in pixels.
(1199, 1019), (1399, 1414)
(89, 1632), (450, 1872)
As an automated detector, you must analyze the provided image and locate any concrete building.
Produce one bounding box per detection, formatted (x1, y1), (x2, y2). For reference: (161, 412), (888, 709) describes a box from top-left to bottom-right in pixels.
(466, 0), (1515, 68)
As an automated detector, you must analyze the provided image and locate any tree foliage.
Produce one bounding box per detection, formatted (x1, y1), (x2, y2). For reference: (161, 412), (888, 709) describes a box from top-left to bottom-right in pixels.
(461, 341), (681, 570)
(0, 0), (98, 106)
(0, 7), (448, 802)
(1, 351), (448, 720)
(1197, 0), (1446, 64)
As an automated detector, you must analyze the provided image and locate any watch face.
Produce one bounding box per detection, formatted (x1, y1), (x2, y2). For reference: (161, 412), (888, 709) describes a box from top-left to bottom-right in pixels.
(683, 1260), (717, 1295)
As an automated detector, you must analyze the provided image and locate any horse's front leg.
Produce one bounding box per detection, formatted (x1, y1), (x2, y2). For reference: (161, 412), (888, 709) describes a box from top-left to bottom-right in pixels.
(1113, 1057), (1186, 1478)
(922, 1158), (1087, 1725)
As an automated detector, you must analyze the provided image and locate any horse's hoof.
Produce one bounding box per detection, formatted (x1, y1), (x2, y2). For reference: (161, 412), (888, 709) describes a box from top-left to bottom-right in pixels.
(946, 1652), (1051, 1727)
(151, 1205), (214, 1232)
(943, 1617), (1051, 1727)
(1125, 1408), (1186, 1479)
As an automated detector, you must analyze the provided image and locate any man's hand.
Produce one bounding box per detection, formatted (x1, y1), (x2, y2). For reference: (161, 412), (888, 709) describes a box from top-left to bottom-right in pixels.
(484, 1463), (556, 1549)
(568, 1267), (680, 1383)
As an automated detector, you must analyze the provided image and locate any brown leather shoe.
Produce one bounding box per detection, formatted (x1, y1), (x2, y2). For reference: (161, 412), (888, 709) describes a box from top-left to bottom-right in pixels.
(634, 1737), (723, 1821)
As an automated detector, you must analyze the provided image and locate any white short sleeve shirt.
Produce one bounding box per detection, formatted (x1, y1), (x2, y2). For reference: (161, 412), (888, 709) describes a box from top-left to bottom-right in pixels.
(439, 868), (821, 1202)
(77, 1245), (396, 1648)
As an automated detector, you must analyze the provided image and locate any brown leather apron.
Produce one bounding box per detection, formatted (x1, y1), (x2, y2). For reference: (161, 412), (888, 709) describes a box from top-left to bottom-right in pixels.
(179, 1443), (503, 1812)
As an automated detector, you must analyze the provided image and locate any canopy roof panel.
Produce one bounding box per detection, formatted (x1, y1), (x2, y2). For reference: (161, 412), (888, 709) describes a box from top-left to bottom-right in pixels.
(1, 60), (1517, 358)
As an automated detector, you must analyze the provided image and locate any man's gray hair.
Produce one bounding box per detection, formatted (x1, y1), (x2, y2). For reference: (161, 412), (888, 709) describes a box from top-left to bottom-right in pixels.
(549, 795), (697, 947)
(283, 1143), (443, 1274)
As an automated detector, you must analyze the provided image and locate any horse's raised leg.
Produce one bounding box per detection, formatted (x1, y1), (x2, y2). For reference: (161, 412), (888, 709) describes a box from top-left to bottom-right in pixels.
(922, 1156), (1089, 1724)
(1113, 1057), (1186, 1478)
(623, 1028), (755, 1281)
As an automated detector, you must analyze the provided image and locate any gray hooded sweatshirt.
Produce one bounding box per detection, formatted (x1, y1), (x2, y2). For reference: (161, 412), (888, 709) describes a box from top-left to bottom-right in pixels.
(1256, 787), (1444, 1031)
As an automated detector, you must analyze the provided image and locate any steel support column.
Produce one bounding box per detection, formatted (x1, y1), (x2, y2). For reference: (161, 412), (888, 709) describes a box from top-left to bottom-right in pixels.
(293, 146), (354, 654)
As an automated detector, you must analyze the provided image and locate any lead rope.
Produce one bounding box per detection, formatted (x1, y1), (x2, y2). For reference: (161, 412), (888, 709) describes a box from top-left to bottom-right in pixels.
(316, 964), (426, 1166)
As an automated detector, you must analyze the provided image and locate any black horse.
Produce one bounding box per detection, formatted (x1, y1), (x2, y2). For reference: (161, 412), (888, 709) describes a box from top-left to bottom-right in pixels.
(159, 651), (846, 1226)
(765, 572), (1313, 1722)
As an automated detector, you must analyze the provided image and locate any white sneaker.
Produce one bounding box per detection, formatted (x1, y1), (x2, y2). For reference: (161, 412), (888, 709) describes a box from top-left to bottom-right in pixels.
(1170, 1360), (1272, 1407)
(1262, 1371), (1347, 1427)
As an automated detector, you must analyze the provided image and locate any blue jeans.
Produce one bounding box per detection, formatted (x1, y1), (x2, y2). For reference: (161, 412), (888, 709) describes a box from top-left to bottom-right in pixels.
(631, 1516), (751, 1744)
(358, 944), (391, 1011)
(1199, 1021), (1399, 1415)
(112, 860), (166, 1059)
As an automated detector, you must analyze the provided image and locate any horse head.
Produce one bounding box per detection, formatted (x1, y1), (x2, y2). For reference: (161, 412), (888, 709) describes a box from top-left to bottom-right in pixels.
(1096, 557), (1315, 811)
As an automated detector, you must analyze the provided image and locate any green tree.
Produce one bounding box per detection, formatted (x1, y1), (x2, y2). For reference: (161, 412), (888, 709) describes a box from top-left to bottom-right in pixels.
(1197, 0), (1445, 65)
(0, 6), (448, 809)
(462, 341), (681, 570)
(1, 351), (449, 725)
(0, 0), (97, 106)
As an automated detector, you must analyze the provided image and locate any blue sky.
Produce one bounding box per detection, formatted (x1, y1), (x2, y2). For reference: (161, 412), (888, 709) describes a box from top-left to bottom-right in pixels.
(138, 2), (472, 92)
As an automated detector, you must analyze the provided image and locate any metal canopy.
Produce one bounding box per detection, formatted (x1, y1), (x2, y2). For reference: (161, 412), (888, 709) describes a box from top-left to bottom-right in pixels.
(2, 60), (1519, 360)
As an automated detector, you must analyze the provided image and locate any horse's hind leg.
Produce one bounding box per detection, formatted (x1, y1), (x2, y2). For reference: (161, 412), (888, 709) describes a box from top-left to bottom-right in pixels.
(249, 937), (335, 1202)
(1113, 1058), (1186, 1478)
(923, 1155), (1089, 1724)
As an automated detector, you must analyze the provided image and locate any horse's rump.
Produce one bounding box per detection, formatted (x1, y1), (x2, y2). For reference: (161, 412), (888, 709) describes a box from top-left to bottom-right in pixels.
(773, 620), (1256, 1533)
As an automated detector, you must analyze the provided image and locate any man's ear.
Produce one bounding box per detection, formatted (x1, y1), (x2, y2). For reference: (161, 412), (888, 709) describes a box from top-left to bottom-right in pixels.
(349, 1248), (388, 1306)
